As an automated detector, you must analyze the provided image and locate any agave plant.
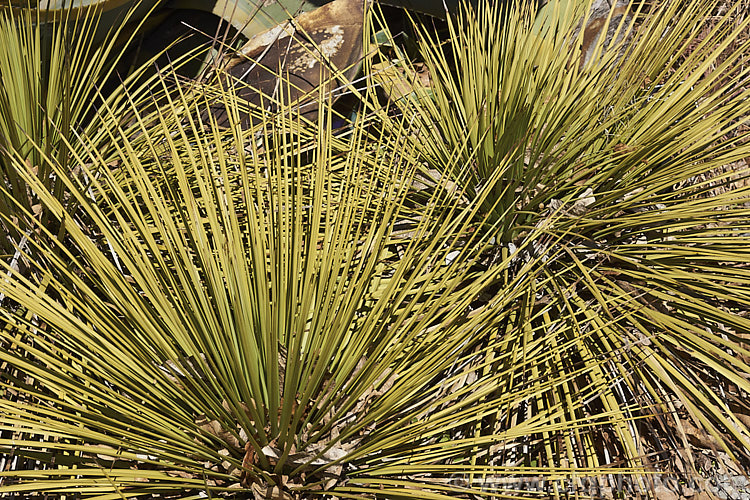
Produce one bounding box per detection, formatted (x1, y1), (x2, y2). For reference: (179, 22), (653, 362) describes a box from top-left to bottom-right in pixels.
(0, 3), (148, 256)
(0, 0), (301, 265)
(368, 0), (750, 484)
(0, 56), (559, 498)
(373, 0), (750, 233)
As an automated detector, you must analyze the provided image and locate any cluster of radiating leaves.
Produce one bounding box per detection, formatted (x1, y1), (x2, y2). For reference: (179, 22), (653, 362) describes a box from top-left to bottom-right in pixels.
(367, 0), (750, 489)
(0, 49), (537, 498)
(1, 0), (750, 498)
(0, 3), (161, 257)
